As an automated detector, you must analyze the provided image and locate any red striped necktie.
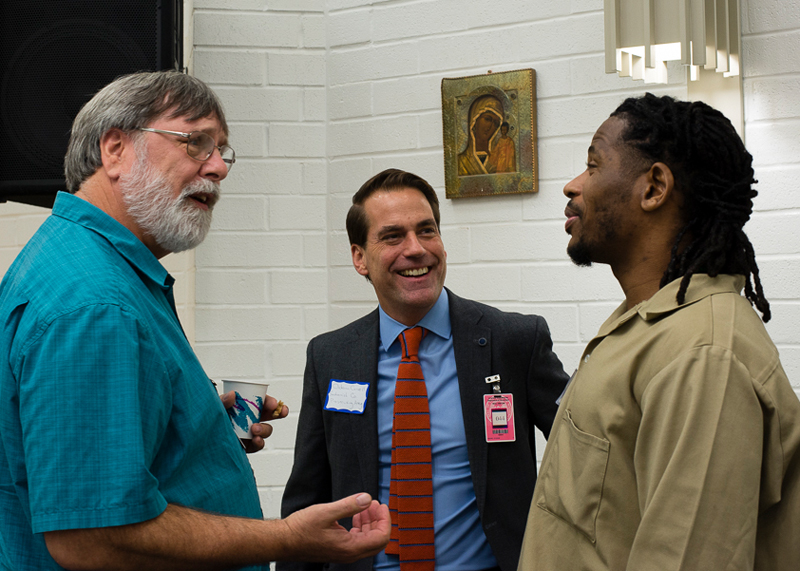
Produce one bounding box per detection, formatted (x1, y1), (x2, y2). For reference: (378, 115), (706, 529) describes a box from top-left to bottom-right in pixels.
(385, 326), (435, 571)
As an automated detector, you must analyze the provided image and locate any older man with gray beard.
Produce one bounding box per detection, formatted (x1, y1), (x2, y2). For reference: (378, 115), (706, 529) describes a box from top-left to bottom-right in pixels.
(117, 135), (221, 254)
(0, 71), (389, 571)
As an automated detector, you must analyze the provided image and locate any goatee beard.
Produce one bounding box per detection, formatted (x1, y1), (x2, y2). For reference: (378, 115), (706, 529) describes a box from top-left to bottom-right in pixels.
(567, 241), (594, 267)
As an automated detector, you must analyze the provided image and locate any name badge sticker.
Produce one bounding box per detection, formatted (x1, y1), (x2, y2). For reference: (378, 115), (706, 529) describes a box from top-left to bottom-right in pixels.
(484, 393), (516, 442)
(324, 379), (370, 414)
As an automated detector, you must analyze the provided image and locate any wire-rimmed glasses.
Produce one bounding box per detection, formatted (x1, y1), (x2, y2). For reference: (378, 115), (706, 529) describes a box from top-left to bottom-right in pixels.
(137, 127), (236, 171)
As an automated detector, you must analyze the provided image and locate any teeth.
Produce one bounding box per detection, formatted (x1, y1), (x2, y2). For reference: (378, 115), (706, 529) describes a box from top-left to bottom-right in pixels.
(400, 267), (429, 277)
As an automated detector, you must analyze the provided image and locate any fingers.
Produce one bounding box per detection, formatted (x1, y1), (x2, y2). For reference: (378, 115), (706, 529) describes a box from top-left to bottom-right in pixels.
(221, 391), (288, 421)
(221, 390), (236, 409)
(323, 493), (373, 523)
(259, 394), (289, 422)
(221, 391), (283, 453)
(241, 423), (273, 453)
(250, 422), (274, 439)
(317, 495), (390, 562)
(344, 499), (391, 561)
(281, 495), (390, 563)
(242, 437), (264, 453)
(351, 500), (389, 534)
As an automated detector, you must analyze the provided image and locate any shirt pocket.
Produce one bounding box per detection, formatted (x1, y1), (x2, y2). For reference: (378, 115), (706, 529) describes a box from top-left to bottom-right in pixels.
(536, 409), (610, 543)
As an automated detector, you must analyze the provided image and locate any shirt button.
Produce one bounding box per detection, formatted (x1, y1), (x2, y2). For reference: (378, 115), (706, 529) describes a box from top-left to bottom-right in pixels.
(584, 354), (590, 363)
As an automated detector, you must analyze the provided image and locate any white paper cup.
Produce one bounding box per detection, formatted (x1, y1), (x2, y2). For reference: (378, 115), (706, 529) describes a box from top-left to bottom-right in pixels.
(223, 380), (269, 439)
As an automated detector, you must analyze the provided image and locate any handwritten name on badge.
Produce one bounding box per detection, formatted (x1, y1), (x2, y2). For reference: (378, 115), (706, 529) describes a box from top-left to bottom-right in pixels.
(324, 379), (370, 414)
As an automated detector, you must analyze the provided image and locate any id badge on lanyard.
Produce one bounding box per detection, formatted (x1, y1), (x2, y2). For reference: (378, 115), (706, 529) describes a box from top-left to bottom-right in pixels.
(483, 375), (515, 442)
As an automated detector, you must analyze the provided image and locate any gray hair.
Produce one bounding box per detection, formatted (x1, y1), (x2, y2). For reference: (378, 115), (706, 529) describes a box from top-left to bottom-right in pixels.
(64, 70), (228, 193)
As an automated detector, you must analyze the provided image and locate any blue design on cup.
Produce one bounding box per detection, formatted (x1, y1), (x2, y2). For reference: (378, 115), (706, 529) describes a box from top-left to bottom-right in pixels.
(227, 391), (263, 434)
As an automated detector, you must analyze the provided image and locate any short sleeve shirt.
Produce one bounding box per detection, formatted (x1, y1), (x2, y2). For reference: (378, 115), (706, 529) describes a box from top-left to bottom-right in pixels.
(0, 192), (265, 570)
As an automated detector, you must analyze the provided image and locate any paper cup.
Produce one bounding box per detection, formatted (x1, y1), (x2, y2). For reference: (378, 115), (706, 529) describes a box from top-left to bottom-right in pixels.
(223, 380), (269, 439)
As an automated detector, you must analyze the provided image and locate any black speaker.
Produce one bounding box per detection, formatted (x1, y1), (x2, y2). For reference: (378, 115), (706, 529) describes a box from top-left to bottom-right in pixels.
(0, 0), (183, 208)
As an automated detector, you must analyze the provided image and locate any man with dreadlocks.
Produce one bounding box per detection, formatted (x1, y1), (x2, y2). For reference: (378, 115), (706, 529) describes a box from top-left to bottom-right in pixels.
(517, 93), (800, 571)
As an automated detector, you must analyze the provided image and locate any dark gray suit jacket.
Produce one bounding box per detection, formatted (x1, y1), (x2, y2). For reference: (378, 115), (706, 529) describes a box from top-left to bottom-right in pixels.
(279, 290), (568, 571)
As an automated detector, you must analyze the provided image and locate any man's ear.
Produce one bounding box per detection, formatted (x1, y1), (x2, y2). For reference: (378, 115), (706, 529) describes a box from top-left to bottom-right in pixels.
(641, 161), (675, 212)
(99, 128), (133, 181)
(351, 244), (369, 277)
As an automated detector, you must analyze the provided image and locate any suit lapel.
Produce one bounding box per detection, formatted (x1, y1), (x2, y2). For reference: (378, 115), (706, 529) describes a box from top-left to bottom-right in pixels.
(448, 290), (492, 514)
(346, 310), (381, 495)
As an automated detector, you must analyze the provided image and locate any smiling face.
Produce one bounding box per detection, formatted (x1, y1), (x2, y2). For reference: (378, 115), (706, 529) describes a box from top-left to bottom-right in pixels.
(563, 116), (646, 268)
(121, 112), (228, 256)
(351, 187), (447, 326)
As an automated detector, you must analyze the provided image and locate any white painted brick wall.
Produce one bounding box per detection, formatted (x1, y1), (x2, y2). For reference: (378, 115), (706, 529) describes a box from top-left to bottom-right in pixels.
(194, 11), (304, 48)
(0, 204), (49, 276)
(269, 53), (326, 86)
(191, 1), (329, 518)
(2, 0), (799, 521)
(741, 2), (800, 396)
(193, 49), (266, 85)
(271, 269), (328, 303)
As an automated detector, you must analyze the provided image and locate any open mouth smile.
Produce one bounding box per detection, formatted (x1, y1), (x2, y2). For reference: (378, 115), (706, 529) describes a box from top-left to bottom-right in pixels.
(399, 267), (430, 277)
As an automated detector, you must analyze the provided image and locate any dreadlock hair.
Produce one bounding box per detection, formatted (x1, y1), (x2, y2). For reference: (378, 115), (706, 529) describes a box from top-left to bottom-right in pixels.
(610, 93), (770, 322)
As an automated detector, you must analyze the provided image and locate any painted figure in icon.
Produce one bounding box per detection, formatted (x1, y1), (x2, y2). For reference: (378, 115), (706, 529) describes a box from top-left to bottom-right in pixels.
(458, 94), (516, 176)
(458, 94), (503, 176)
(487, 121), (517, 174)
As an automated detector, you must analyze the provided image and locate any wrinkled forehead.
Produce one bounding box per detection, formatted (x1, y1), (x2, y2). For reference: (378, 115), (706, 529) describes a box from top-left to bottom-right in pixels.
(159, 95), (229, 136)
(152, 109), (227, 143)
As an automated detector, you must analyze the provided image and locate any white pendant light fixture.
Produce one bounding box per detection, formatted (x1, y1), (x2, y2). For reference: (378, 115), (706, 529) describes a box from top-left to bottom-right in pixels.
(604, 0), (741, 84)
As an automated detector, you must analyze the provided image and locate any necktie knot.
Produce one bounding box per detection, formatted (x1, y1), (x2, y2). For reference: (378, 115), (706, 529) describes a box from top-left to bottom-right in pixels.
(398, 326), (425, 359)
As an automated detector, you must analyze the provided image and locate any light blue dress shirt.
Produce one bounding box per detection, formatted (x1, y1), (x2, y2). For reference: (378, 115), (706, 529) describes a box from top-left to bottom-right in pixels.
(374, 289), (497, 571)
(0, 192), (265, 570)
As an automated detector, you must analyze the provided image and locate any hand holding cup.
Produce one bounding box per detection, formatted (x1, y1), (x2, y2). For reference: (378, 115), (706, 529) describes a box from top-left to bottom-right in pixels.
(221, 380), (289, 453)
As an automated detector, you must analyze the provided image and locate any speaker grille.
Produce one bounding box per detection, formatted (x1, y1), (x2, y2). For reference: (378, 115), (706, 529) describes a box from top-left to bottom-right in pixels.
(0, 0), (181, 206)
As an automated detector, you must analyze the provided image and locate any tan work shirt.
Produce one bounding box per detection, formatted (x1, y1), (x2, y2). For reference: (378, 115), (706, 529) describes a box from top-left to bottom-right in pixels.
(519, 274), (800, 571)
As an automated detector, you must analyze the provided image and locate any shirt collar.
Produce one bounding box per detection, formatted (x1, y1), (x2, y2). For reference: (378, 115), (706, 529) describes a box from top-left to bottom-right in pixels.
(51, 191), (174, 290)
(596, 273), (745, 338)
(378, 288), (451, 352)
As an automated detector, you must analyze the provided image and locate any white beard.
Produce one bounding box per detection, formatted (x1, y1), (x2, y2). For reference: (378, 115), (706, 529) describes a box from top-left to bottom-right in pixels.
(119, 152), (220, 254)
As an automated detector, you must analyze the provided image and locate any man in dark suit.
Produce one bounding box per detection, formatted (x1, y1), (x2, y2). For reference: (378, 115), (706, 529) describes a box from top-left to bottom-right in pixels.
(280, 169), (568, 571)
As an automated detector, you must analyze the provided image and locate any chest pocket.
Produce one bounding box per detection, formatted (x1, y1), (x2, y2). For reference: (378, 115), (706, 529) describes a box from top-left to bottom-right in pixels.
(536, 409), (610, 543)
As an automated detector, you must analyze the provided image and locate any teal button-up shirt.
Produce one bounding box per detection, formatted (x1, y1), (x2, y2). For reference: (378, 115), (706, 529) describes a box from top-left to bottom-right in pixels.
(0, 192), (265, 570)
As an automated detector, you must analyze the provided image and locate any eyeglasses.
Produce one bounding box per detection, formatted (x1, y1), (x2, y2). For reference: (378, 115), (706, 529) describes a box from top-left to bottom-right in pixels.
(137, 127), (236, 171)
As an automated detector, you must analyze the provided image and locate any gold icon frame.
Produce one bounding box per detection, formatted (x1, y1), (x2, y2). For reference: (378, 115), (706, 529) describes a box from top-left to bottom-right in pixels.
(441, 68), (537, 199)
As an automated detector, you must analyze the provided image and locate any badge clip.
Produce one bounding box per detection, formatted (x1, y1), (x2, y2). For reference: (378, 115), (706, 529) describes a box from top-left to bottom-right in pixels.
(485, 374), (502, 394)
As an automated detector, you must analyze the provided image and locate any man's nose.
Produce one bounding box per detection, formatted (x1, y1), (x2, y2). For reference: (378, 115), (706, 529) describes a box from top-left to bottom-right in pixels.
(563, 172), (585, 198)
(201, 147), (229, 182)
(403, 233), (426, 256)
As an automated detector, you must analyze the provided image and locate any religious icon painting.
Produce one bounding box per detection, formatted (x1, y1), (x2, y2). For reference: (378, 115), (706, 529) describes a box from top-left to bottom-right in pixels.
(441, 68), (537, 198)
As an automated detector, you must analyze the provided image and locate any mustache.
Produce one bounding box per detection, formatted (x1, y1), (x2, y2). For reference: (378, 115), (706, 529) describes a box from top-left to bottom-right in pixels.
(182, 178), (221, 210)
(565, 200), (582, 217)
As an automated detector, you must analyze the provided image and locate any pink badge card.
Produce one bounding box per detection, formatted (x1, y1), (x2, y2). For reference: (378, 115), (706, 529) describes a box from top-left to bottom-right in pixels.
(484, 393), (516, 442)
